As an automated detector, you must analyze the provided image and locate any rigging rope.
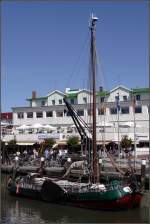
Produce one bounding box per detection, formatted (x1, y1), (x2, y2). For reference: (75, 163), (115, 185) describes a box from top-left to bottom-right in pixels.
(65, 31), (90, 88)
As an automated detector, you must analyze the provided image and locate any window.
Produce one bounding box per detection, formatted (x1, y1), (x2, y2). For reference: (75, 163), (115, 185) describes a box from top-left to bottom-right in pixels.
(98, 108), (105, 115)
(17, 112), (24, 119)
(36, 112), (43, 118)
(56, 111), (63, 117)
(88, 109), (92, 116)
(100, 97), (105, 103)
(66, 111), (71, 116)
(83, 97), (87, 103)
(70, 98), (75, 104)
(46, 111), (53, 117)
(77, 110), (84, 116)
(115, 96), (118, 101)
(27, 112), (33, 118)
(121, 107), (129, 114)
(136, 95), (140, 101)
(135, 106), (142, 113)
(59, 99), (62, 104)
(41, 101), (45, 106)
(123, 96), (127, 101)
(52, 100), (55, 105)
(110, 108), (117, 114)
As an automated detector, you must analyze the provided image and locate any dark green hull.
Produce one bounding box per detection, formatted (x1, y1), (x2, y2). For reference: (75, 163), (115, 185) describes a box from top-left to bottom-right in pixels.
(65, 189), (142, 210)
(8, 179), (142, 211)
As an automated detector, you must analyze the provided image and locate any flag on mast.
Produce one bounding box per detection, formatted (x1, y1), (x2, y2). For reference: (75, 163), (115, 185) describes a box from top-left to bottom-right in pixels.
(116, 94), (120, 112)
(132, 95), (137, 113)
(101, 103), (106, 114)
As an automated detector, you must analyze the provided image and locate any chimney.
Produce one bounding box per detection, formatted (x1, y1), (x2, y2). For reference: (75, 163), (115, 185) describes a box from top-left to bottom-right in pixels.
(32, 91), (37, 99)
(65, 88), (70, 93)
(99, 86), (103, 92)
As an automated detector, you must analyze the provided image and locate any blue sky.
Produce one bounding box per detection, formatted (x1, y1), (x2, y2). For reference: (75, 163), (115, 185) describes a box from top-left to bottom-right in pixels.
(2, 1), (149, 112)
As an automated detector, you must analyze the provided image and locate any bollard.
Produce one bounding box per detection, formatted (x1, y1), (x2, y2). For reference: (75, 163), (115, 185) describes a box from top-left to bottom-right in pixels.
(140, 159), (146, 190)
(98, 159), (103, 182)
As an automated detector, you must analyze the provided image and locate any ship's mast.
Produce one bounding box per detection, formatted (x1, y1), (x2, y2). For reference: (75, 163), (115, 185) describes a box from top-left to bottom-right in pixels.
(90, 14), (99, 183)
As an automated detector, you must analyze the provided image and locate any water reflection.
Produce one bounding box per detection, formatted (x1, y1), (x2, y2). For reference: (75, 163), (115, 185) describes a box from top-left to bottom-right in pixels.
(1, 175), (149, 223)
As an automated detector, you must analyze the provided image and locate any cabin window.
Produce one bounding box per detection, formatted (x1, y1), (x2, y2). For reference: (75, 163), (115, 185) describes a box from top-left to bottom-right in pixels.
(59, 99), (62, 104)
(56, 111), (63, 117)
(52, 100), (55, 105)
(46, 111), (53, 117)
(121, 107), (129, 114)
(41, 101), (45, 106)
(27, 112), (33, 118)
(17, 112), (24, 119)
(110, 108), (117, 114)
(123, 96), (127, 101)
(36, 112), (43, 118)
(135, 106), (142, 113)
(136, 95), (141, 101)
(77, 110), (84, 116)
(83, 97), (87, 104)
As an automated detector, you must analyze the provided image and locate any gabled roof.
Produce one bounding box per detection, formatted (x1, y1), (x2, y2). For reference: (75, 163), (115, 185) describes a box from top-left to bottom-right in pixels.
(46, 90), (65, 97)
(109, 85), (131, 93)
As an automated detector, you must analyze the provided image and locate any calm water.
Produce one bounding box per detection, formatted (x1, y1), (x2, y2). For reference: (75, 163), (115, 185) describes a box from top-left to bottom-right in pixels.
(1, 175), (149, 224)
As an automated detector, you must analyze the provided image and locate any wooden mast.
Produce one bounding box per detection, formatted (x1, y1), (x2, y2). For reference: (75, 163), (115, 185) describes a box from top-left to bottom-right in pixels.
(90, 14), (98, 183)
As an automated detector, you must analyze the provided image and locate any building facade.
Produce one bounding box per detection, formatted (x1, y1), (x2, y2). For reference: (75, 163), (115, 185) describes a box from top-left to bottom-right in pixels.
(8, 85), (149, 151)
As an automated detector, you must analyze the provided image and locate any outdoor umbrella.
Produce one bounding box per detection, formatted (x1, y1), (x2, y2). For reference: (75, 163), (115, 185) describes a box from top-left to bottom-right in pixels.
(16, 124), (31, 130)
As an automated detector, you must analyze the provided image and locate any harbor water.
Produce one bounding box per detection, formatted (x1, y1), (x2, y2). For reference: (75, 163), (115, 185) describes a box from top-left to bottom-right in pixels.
(1, 174), (149, 223)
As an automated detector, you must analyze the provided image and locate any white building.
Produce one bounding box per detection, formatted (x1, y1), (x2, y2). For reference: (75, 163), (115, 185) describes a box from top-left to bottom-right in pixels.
(4, 85), (149, 154)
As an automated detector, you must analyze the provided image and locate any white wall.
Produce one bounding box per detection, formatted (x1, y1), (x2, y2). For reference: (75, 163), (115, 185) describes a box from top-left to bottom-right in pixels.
(107, 87), (130, 102)
(77, 91), (91, 104)
(47, 92), (65, 106)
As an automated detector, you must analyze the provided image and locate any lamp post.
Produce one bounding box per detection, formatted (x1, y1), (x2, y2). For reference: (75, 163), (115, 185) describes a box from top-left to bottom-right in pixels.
(98, 158), (103, 182)
(12, 156), (19, 180)
(2, 138), (5, 164)
(37, 157), (45, 177)
(40, 156), (45, 168)
(141, 159), (146, 190)
(15, 156), (19, 168)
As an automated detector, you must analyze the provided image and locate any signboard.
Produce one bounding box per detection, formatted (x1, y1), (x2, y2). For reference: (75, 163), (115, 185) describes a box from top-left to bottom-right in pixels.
(38, 133), (60, 140)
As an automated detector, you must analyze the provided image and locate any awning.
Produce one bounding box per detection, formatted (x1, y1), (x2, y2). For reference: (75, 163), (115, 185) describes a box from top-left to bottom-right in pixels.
(43, 124), (56, 130)
(119, 122), (141, 128)
(97, 121), (113, 127)
(17, 142), (35, 145)
(16, 124), (31, 130)
(30, 123), (44, 129)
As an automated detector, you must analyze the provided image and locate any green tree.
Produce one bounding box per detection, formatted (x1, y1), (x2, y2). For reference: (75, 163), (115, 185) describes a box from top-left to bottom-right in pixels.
(67, 136), (80, 152)
(7, 139), (17, 152)
(120, 135), (132, 155)
(8, 139), (17, 146)
(0, 140), (5, 149)
(43, 138), (56, 148)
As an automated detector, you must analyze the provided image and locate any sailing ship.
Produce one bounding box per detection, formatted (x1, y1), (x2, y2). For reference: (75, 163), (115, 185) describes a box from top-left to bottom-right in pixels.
(7, 14), (143, 210)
